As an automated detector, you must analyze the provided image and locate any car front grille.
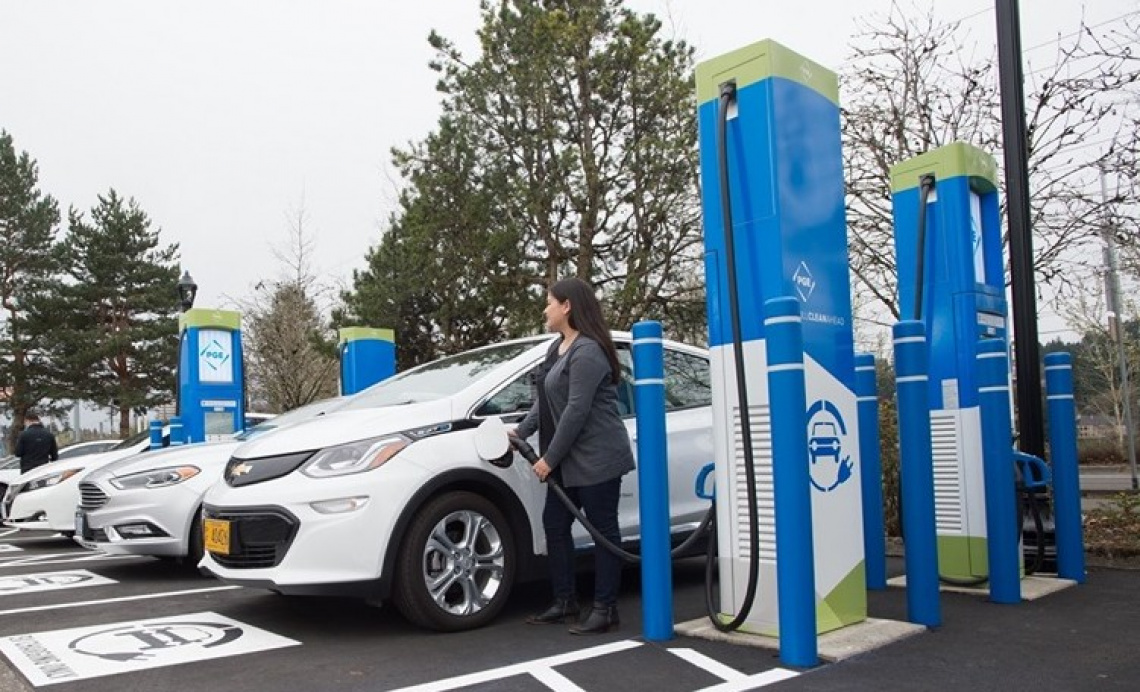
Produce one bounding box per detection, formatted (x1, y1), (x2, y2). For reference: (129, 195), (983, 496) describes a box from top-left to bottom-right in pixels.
(203, 506), (298, 569)
(78, 483), (108, 510)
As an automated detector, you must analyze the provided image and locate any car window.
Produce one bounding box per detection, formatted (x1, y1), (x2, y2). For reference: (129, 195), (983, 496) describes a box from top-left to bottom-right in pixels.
(616, 346), (635, 417)
(341, 341), (539, 411)
(112, 429), (150, 450)
(57, 443), (115, 460)
(663, 349), (712, 411)
(476, 366), (539, 417)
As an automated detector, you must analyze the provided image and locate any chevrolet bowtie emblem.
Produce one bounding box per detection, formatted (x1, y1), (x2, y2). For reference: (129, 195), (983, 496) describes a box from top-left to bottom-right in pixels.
(231, 463), (253, 476)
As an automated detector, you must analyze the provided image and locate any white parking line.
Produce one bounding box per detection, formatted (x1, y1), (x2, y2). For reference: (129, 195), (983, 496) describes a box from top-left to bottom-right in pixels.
(389, 640), (642, 692)
(694, 668), (800, 691)
(668, 648), (747, 682)
(0, 554), (139, 569)
(0, 529), (19, 538)
(0, 585), (243, 616)
(0, 533), (64, 542)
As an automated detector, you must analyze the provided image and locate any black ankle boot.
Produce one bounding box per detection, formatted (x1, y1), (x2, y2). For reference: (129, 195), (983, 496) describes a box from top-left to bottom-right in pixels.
(568, 603), (619, 635)
(526, 598), (579, 624)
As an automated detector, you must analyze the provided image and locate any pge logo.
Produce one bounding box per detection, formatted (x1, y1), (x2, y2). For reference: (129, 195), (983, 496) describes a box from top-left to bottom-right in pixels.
(69, 621), (243, 663)
(806, 399), (854, 493)
(199, 339), (230, 372)
(793, 261), (816, 302)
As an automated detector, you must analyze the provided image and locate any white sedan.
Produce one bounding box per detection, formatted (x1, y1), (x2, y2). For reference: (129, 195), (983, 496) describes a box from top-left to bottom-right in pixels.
(2, 428), (169, 534)
(200, 333), (714, 631)
(76, 399), (343, 562)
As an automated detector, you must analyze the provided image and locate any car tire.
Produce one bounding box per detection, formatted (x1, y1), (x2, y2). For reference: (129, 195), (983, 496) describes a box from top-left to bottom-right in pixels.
(183, 508), (205, 568)
(392, 491), (516, 632)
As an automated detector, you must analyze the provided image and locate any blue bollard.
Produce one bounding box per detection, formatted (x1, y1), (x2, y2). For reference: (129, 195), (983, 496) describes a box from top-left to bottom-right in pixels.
(856, 353), (886, 591)
(976, 340), (1021, 603)
(169, 416), (184, 446)
(764, 297), (817, 667)
(1045, 352), (1086, 584)
(892, 321), (941, 627)
(148, 420), (164, 450)
(632, 321), (673, 641)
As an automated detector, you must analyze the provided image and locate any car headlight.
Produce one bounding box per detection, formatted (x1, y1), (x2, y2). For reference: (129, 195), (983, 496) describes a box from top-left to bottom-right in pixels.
(23, 469), (84, 492)
(301, 435), (410, 478)
(110, 466), (201, 490)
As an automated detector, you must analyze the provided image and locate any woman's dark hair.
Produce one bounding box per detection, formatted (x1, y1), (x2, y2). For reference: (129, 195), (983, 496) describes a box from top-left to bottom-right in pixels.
(549, 277), (622, 385)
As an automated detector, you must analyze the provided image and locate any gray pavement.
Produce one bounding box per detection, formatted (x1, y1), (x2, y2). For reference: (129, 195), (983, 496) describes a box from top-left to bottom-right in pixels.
(0, 529), (1137, 691)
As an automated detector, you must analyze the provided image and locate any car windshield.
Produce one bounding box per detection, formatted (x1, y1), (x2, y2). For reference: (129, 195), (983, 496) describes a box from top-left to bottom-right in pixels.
(340, 341), (540, 412)
(234, 398), (344, 440)
(112, 429), (150, 450)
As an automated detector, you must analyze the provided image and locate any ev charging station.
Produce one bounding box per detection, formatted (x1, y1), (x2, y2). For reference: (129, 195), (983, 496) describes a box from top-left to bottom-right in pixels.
(696, 40), (866, 635)
(178, 308), (245, 444)
(890, 142), (1009, 582)
(338, 327), (396, 395)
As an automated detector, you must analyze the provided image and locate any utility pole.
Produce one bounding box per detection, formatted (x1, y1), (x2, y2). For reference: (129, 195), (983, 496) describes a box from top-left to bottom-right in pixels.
(995, 0), (1045, 459)
(1100, 169), (1139, 490)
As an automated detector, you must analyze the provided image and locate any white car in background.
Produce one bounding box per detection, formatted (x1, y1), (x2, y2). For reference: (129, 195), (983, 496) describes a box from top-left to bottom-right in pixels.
(200, 334), (714, 631)
(2, 428), (171, 534)
(0, 440), (119, 498)
(76, 399), (343, 563)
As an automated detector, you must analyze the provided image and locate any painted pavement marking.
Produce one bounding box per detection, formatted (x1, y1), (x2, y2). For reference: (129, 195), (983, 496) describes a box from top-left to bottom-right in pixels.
(389, 639), (800, 692)
(0, 585), (243, 616)
(0, 570), (115, 597)
(0, 544), (23, 553)
(0, 611), (298, 686)
(667, 648), (799, 691)
(389, 640), (642, 691)
(0, 553), (138, 570)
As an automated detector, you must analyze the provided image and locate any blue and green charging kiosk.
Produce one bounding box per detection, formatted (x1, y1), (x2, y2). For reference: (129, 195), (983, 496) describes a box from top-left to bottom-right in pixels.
(696, 39), (865, 636)
(891, 142), (1008, 581)
(338, 327), (395, 395)
(178, 308), (245, 444)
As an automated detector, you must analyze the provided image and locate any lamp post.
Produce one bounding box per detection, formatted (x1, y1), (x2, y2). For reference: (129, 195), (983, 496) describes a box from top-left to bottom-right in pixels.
(174, 270), (197, 417)
(177, 270), (198, 313)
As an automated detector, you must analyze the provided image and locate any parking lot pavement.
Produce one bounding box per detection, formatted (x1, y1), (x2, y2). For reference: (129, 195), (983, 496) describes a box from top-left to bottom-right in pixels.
(0, 531), (800, 691)
(3, 527), (1136, 692)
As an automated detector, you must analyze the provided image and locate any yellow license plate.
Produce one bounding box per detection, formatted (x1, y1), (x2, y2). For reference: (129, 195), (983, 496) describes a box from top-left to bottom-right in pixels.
(204, 518), (231, 556)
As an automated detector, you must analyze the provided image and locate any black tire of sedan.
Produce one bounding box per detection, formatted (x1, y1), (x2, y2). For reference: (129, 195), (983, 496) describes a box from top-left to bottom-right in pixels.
(393, 491), (516, 632)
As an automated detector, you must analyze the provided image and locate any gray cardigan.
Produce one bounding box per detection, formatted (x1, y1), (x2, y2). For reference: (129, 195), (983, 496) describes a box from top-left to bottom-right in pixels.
(516, 336), (635, 487)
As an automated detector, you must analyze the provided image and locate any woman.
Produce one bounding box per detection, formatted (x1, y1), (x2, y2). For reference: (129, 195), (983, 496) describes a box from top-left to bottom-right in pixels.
(512, 277), (635, 635)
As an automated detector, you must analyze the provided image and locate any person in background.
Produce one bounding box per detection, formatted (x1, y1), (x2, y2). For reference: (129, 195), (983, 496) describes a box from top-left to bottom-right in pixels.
(15, 410), (58, 475)
(512, 277), (635, 635)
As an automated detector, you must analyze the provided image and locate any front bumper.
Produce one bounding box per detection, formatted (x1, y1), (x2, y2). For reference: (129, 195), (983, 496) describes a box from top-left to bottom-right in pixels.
(3, 483), (80, 533)
(198, 460), (431, 596)
(76, 481), (201, 557)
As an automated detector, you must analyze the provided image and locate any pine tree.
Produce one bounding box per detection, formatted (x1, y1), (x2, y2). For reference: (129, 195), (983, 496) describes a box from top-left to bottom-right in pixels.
(53, 190), (180, 437)
(0, 130), (64, 451)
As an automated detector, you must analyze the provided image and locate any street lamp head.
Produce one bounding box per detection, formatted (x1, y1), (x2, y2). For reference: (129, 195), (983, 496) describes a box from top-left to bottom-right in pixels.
(177, 270), (198, 312)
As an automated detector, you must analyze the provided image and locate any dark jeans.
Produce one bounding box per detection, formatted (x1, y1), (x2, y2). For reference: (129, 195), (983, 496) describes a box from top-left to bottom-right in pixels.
(543, 475), (623, 607)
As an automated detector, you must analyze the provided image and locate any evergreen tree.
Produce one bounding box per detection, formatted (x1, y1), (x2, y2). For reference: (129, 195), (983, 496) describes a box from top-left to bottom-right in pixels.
(53, 190), (179, 437)
(342, 0), (706, 366)
(0, 130), (64, 451)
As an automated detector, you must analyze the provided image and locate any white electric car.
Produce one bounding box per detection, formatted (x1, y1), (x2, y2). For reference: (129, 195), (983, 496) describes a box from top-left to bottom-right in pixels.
(2, 428), (170, 534)
(200, 334), (714, 631)
(76, 399), (344, 562)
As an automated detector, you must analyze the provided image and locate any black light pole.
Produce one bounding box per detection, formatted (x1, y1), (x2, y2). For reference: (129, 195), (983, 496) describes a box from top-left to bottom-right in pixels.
(995, 0), (1045, 459)
(174, 271), (197, 416)
(177, 270), (198, 313)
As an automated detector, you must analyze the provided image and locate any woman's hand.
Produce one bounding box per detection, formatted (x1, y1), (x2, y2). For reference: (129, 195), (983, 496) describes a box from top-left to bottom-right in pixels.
(534, 458), (552, 482)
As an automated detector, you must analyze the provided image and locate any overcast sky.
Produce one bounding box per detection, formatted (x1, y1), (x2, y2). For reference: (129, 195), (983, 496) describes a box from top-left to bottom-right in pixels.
(1, 0), (1135, 337)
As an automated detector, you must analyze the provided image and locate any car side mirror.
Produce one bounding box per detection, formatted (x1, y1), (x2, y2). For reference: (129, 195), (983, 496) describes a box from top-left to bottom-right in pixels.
(474, 418), (514, 468)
